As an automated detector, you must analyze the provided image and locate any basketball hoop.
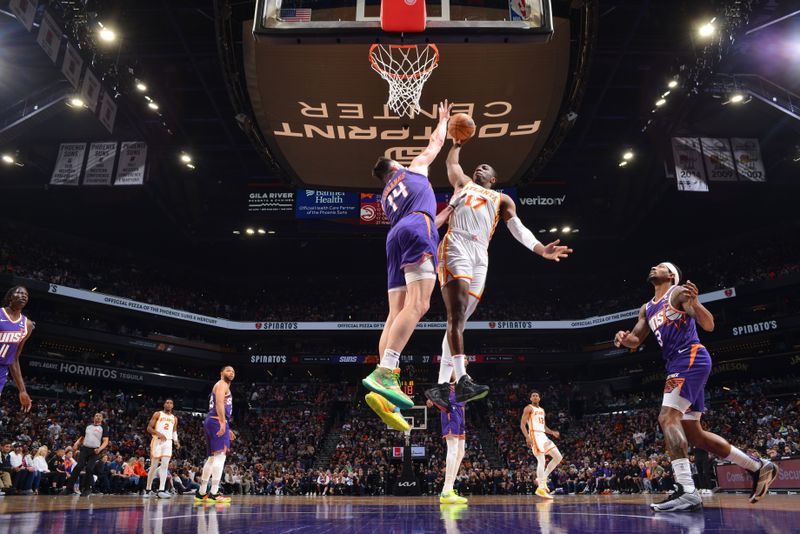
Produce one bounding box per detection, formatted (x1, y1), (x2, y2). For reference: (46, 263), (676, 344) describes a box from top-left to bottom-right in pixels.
(369, 44), (439, 118)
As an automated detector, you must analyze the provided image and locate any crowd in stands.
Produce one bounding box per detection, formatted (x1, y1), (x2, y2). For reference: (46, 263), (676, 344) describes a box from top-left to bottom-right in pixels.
(1, 372), (797, 497)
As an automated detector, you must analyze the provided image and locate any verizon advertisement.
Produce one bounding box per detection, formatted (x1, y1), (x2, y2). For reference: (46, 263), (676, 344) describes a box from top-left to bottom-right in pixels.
(715, 458), (800, 491)
(244, 18), (571, 189)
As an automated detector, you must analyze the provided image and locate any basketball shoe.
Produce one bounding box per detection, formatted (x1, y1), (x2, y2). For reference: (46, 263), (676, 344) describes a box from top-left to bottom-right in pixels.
(365, 392), (411, 432)
(455, 375), (489, 403)
(194, 492), (209, 504)
(209, 493), (231, 504)
(535, 486), (553, 500)
(424, 383), (452, 412)
(750, 459), (779, 503)
(650, 483), (702, 512)
(440, 490), (468, 504)
(362, 367), (413, 409)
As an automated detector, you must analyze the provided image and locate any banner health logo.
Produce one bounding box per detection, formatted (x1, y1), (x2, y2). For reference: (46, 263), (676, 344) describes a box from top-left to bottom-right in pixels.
(731, 320), (777, 336)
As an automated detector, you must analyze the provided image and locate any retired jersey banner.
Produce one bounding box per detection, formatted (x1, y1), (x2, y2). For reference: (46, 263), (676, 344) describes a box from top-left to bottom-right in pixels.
(61, 42), (83, 89)
(295, 189), (359, 220)
(50, 143), (85, 186)
(80, 69), (101, 112)
(731, 138), (766, 182)
(700, 138), (736, 182)
(9, 0), (37, 31)
(671, 137), (708, 192)
(83, 142), (117, 185)
(99, 91), (117, 134)
(114, 142), (147, 185)
(360, 193), (390, 225)
(36, 11), (61, 63)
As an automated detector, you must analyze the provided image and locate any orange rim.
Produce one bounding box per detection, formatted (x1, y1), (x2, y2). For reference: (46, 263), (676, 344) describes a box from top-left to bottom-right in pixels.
(368, 44), (439, 80)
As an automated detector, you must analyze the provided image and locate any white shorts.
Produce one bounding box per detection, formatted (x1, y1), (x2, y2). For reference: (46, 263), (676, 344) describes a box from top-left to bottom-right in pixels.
(438, 230), (489, 300)
(150, 437), (173, 459)
(531, 431), (556, 456)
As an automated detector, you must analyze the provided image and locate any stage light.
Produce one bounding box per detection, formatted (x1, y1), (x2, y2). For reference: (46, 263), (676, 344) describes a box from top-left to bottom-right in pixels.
(268, 230), (276, 235)
(136, 82), (147, 92)
(180, 153), (192, 163)
(1, 154), (14, 164)
(148, 102), (159, 110)
(619, 161), (628, 167)
(98, 27), (116, 42)
(549, 227), (557, 233)
(257, 228), (266, 235)
(698, 19), (716, 38)
(655, 98), (666, 107)
(729, 93), (744, 103)
(561, 226), (571, 233)
(68, 97), (85, 108)
(661, 91), (670, 98)
(232, 230), (241, 235)
(186, 163), (195, 170)
(668, 80), (678, 89)
(245, 228), (255, 235)
(622, 150), (634, 161)
(539, 229), (546, 233)
(572, 228), (580, 233)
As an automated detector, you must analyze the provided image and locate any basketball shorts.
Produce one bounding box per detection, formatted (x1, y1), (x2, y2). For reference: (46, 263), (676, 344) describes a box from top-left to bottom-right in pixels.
(386, 212), (439, 291)
(150, 437), (173, 459)
(441, 403), (466, 439)
(662, 344), (712, 420)
(203, 416), (230, 456)
(531, 431), (556, 455)
(438, 229), (489, 300)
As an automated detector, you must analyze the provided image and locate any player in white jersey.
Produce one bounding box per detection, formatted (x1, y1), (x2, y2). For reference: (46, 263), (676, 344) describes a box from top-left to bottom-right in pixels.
(425, 141), (573, 410)
(146, 399), (180, 499)
(520, 391), (563, 499)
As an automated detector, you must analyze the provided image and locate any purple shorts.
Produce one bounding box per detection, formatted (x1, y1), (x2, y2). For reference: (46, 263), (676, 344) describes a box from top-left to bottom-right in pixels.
(203, 416), (231, 456)
(386, 212), (439, 290)
(663, 345), (712, 414)
(441, 404), (465, 438)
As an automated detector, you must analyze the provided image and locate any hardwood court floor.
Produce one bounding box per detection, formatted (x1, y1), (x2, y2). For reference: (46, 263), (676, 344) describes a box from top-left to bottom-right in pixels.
(1, 493), (797, 533)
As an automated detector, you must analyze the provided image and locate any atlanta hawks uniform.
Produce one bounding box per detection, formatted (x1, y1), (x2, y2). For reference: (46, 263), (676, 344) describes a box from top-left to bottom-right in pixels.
(438, 180), (502, 299)
(527, 405), (556, 455)
(0, 310), (29, 395)
(646, 285), (711, 419)
(150, 411), (177, 459)
(381, 168), (439, 291)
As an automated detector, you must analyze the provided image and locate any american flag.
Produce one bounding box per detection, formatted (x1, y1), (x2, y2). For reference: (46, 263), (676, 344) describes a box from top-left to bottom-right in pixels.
(280, 8), (312, 22)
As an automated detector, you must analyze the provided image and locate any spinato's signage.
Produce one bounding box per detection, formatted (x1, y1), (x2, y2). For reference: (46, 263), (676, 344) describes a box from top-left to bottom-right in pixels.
(732, 320), (778, 336)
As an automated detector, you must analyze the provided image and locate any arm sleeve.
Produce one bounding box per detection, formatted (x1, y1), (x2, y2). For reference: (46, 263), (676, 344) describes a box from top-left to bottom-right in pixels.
(506, 216), (541, 252)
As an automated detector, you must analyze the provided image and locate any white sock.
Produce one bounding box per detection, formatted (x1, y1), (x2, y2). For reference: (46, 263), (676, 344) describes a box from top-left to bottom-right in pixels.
(671, 458), (695, 492)
(199, 457), (213, 494)
(158, 461), (170, 491)
(380, 348), (400, 370)
(456, 439), (465, 471)
(443, 437), (458, 493)
(725, 446), (761, 472)
(146, 458), (160, 492)
(453, 354), (467, 380)
(210, 454), (226, 494)
(438, 335), (454, 384)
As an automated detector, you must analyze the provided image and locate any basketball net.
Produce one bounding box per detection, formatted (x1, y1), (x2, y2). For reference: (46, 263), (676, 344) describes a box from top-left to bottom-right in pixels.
(369, 44), (439, 118)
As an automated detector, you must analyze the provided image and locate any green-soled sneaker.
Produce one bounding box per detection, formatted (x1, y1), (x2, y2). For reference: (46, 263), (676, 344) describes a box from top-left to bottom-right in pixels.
(361, 366), (413, 409)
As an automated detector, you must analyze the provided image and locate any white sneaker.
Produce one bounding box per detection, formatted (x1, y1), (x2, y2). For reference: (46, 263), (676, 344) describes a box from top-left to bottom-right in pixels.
(157, 491), (172, 499)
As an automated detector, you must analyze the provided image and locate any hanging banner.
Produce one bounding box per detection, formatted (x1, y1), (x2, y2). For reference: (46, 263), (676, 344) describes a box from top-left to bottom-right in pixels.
(61, 41), (83, 89)
(700, 138), (736, 182)
(731, 138), (766, 182)
(671, 137), (708, 192)
(80, 69), (101, 112)
(295, 189), (359, 220)
(99, 91), (117, 134)
(50, 143), (85, 186)
(508, 0), (529, 21)
(83, 142), (117, 185)
(114, 142), (147, 185)
(36, 11), (61, 63)
(360, 193), (389, 225)
(9, 0), (37, 31)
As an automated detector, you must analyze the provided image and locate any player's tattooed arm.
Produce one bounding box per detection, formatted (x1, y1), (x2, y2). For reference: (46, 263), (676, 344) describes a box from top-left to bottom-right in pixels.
(614, 304), (650, 348)
(675, 281), (715, 332)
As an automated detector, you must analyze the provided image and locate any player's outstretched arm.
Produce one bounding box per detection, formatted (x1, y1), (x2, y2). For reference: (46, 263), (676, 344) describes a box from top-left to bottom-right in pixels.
(675, 281), (715, 332)
(446, 143), (471, 190)
(408, 100), (451, 174)
(500, 195), (572, 261)
(614, 304), (649, 348)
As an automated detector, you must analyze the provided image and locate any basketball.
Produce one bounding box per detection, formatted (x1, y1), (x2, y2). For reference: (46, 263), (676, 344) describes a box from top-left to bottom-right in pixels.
(448, 113), (476, 143)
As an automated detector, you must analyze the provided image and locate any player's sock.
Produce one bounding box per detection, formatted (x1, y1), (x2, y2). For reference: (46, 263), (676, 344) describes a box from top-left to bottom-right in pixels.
(443, 437), (458, 493)
(199, 457), (213, 495)
(535, 453), (546, 488)
(725, 446), (761, 472)
(544, 450), (563, 479)
(453, 354), (467, 380)
(456, 439), (465, 472)
(209, 454), (226, 494)
(146, 458), (160, 492)
(438, 335), (454, 384)
(671, 458), (695, 492)
(158, 461), (170, 491)
(380, 348), (400, 370)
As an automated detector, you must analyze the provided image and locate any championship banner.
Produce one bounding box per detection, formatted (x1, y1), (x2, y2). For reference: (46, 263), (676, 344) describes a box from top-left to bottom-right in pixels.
(671, 137), (709, 192)
(47, 282), (736, 331)
(50, 143), (85, 186)
(360, 193), (389, 225)
(295, 189), (359, 220)
(9, 0), (37, 31)
(731, 138), (766, 182)
(114, 142), (147, 185)
(36, 11), (61, 63)
(80, 69), (101, 112)
(700, 138), (736, 182)
(99, 91), (118, 134)
(61, 41), (83, 89)
(83, 142), (117, 185)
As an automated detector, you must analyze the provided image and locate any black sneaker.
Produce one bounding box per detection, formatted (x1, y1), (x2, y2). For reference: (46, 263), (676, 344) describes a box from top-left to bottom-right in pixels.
(749, 459), (779, 504)
(455, 375), (489, 403)
(650, 484), (702, 512)
(80, 489), (92, 497)
(424, 383), (453, 412)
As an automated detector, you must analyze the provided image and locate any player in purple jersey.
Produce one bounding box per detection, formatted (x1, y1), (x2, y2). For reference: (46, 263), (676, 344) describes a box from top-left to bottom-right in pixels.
(195, 365), (235, 504)
(362, 100), (463, 414)
(427, 373), (468, 504)
(0, 286), (33, 412)
(615, 263), (778, 512)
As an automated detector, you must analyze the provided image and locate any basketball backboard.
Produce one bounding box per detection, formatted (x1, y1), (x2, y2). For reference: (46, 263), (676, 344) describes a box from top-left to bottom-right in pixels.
(388, 404), (428, 432)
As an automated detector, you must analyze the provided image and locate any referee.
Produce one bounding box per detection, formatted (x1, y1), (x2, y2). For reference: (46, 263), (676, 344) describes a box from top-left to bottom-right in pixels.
(60, 412), (109, 496)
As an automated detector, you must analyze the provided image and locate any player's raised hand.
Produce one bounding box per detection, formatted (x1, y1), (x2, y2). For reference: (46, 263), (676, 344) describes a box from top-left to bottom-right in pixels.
(438, 100), (452, 123)
(539, 239), (573, 262)
(614, 330), (630, 347)
(682, 280), (699, 303)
